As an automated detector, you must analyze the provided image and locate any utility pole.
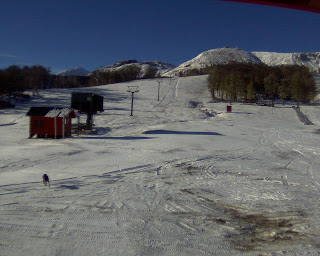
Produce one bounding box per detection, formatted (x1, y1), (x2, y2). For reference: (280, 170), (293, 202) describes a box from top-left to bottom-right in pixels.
(157, 80), (161, 101)
(127, 86), (139, 116)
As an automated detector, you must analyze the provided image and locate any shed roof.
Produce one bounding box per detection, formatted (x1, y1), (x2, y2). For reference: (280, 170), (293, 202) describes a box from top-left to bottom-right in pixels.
(45, 108), (75, 118)
(26, 107), (53, 116)
(26, 107), (75, 118)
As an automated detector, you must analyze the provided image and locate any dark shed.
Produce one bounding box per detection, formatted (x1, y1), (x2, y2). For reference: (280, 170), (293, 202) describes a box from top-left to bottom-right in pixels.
(71, 92), (104, 113)
(71, 92), (104, 129)
(26, 107), (76, 138)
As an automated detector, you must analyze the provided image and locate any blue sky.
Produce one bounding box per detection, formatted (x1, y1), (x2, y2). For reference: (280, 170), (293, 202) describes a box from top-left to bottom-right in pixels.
(1, 0), (319, 74)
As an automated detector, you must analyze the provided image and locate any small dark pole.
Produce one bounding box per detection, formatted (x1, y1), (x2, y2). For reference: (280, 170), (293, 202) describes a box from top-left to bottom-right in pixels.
(77, 115), (80, 137)
(86, 94), (94, 129)
(127, 86), (139, 116)
(130, 92), (134, 116)
(157, 80), (161, 101)
(86, 113), (93, 129)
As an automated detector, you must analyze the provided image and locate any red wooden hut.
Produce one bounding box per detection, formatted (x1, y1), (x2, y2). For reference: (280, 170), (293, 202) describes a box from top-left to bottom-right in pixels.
(26, 107), (76, 138)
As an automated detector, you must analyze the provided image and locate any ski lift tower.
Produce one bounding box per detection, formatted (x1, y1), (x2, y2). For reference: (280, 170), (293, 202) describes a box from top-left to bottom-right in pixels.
(127, 86), (139, 116)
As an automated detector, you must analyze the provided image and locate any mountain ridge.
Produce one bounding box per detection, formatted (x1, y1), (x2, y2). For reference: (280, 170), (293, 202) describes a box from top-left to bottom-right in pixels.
(56, 66), (90, 76)
(163, 47), (262, 77)
(163, 48), (320, 77)
(252, 51), (320, 73)
(56, 48), (320, 78)
(95, 60), (176, 78)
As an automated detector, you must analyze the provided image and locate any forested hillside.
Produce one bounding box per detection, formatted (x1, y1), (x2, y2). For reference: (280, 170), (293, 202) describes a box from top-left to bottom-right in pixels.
(207, 63), (316, 105)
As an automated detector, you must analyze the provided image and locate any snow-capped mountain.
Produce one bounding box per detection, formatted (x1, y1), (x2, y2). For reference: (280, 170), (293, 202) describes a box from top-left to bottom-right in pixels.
(251, 52), (294, 66)
(163, 47), (262, 77)
(252, 51), (320, 73)
(95, 60), (175, 78)
(163, 48), (320, 77)
(55, 50), (320, 80)
(56, 67), (90, 76)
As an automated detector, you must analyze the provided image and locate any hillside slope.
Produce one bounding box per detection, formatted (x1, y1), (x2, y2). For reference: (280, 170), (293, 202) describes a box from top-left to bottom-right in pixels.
(96, 60), (175, 78)
(252, 51), (320, 74)
(56, 67), (90, 76)
(163, 47), (262, 77)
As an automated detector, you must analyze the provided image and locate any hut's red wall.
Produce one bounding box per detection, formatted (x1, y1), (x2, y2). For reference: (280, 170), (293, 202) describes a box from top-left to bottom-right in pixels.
(30, 116), (72, 137)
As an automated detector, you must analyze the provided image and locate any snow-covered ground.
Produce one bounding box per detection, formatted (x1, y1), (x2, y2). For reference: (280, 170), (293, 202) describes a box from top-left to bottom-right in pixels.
(1, 76), (320, 255)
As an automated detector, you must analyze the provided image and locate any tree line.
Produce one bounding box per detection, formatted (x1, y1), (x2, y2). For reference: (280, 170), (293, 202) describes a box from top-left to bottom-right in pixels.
(0, 65), (94, 98)
(0, 64), (159, 100)
(0, 65), (51, 97)
(206, 62), (316, 105)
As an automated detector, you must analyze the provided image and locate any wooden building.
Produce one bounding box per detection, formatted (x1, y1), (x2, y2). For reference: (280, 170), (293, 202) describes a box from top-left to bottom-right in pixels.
(26, 107), (76, 138)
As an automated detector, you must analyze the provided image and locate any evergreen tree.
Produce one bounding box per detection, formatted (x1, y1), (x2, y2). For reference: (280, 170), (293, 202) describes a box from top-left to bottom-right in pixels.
(246, 80), (256, 101)
(264, 73), (279, 106)
(278, 78), (291, 105)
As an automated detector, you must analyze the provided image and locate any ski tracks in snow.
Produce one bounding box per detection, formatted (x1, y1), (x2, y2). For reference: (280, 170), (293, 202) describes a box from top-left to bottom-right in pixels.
(1, 141), (311, 255)
(260, 128), (320, 190)
(0, 147), (269, 256)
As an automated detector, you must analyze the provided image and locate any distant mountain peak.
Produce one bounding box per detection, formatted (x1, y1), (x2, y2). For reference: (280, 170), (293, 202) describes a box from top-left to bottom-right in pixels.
(57, 67), (90, 76)
(96, 60), (176, 78)
(163, 47), (262, 76)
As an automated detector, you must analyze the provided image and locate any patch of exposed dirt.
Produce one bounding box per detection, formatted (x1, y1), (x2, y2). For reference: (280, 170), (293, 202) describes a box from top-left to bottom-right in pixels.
(181, 188), (311, 252)
(227, 211), (306, 251)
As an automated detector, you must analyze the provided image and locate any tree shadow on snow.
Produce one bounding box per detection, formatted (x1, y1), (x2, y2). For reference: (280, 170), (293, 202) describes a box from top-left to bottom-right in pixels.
(0, 122), (17, 127)
(59, 185), (80, 190)
(105, 107), (130, 111)
(231, 112), (253, 115)
(79, 136), (155, 140)
(142, 130), (224, 136)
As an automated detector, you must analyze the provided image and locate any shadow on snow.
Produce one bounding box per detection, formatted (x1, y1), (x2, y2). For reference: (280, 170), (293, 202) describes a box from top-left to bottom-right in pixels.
(59, 185), (80, 190)
(79, 136), (155, 140)
(142, 129), (224, 136)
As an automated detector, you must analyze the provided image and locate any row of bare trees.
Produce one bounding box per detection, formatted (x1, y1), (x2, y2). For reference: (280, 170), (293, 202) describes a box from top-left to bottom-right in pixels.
(0, 65), (51, 97)
(0, 64), (159, 101)
(0, 65), (93, 99)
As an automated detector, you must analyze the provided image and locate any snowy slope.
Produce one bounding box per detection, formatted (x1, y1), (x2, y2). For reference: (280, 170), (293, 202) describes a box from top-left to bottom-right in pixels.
(96, 60), (175, 78)
(56, 67), (90, 76)
(252, 51), (294, 66)
(1, 76), (320, 255)
(314, 74), (320, 102)
(293, 52), (320, 73)
(163, 47), (262, 77)
(252, 51), (320, 73)
(163, 48), (320, 77)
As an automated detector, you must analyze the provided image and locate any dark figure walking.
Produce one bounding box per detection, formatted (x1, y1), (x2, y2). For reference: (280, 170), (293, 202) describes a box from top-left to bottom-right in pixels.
(42, 174), (50, 188)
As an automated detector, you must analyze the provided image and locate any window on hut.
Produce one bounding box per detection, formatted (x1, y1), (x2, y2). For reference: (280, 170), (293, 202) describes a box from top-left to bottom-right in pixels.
(34, 120), (43, 127)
